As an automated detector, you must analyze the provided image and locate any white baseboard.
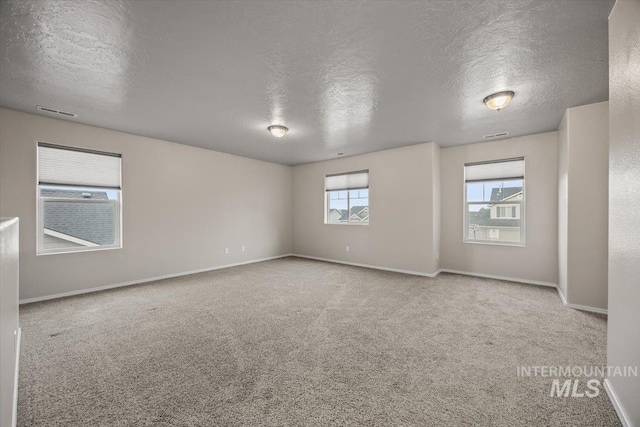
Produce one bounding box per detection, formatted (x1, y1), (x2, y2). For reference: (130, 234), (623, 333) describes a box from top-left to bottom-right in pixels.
(21, 254), (609, 318)
(438, 271), (606, 315)
(12, 327), (21, 427)
(291, 254), (441, 278)
(556, 286), (569, 305)
(556, 286), (608, 315)
(604, 378), (633, 427)
(19, 254), (294, 304)
(439, 268), (557, 288)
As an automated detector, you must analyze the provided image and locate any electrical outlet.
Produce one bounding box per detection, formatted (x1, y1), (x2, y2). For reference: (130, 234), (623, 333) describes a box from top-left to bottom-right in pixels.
(346, 246), (350, 252)
(224, 248), (229, 254)
(436, 252), (439, 260)
(241, 245), (246, 252)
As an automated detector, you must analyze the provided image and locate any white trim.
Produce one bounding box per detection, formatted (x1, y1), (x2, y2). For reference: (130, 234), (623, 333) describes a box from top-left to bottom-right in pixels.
(557, 286), (569, 304)
(463, 240), (525, 248)
(37, 244), (122, 256)
(12, 328), (21, 427)
(19, 254), (293, 304)
(0, 217), (19, 230)
(324, 222), (369, 226)
(439, 268), (556, 288)
(291, 254), (441, 277)
(306, 260), (606, 315)
(43, 228), (99, 247)
(463, 161), (526, 247)
(564, 302), (607, 315)
(604, 378), (633, 427)
(556, 286), (608, 315)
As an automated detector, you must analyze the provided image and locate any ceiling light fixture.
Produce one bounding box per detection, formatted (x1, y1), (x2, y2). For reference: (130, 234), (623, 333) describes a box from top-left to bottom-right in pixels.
(268, 125), (288, 138)
(483, 91), (515, 111)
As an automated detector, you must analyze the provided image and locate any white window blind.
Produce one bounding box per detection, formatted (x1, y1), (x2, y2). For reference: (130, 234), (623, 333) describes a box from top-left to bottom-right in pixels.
(465, 158), (524, 182)
(38, 143), (122, 189)
(325, 170), (369, 191)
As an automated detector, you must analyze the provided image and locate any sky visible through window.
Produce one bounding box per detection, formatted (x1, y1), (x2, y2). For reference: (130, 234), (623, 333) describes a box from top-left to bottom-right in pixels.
(466, 180), (523, 211)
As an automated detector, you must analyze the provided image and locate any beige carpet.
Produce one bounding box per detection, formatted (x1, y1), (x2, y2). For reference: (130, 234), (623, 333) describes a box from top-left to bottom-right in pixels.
(18, 257), (619, 426)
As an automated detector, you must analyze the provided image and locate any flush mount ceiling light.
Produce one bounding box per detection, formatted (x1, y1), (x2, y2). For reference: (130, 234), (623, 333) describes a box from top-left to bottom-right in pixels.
(268, 125), (288, 138)
(483, 91), (515, 111)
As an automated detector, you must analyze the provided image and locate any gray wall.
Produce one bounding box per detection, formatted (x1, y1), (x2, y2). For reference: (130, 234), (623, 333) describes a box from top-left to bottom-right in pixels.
(557, 102), (609, 310)
(607, 0), (640, 424)
(0, 109), (293, 301)
(293, 133), (561, 284)
(440, 132), (559, 285)
(292, 143), (440, 275)
(0, 107), (605, 302)
(558, 113), (569, 297)
(432, 144), (441, 272)
(0, 218), (19, 427)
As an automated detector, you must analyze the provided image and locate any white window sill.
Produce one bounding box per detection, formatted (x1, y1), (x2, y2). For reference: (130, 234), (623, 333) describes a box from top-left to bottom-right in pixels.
(464, 240), (525, 247)
(324, 222), (369, 226)
(37, 245), (122, 256)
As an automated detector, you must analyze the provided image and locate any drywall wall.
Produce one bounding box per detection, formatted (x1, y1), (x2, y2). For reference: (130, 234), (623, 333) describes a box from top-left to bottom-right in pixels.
(607, 0), (640, 424)
(440, 132), (559, 285)
(0, 218), (19, 427)
(432, 144), (441, 272)
(558, 113), (569, 297)
(0, 109), (292, 301)
(292, 143), (440, 275)
(557, 102), (609, 310)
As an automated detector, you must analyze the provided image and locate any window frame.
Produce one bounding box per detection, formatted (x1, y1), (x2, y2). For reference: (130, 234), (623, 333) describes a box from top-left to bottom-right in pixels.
(463, 158), (525, 247)
(36, 142), (123, 255)
(324, 170), (370, 226)
(325, 189), (370, 226)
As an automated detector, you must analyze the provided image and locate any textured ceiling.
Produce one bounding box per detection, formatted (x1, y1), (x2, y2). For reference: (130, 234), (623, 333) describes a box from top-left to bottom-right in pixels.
(0, 0), (614, 165)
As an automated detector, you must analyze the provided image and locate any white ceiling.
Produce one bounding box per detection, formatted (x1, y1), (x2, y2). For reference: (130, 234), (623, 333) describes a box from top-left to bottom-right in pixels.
(0, 0), (613, 165)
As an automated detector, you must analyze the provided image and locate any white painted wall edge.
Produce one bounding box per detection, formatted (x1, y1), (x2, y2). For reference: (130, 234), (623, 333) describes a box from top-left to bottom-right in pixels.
(12, 327), (20, 427)
(290, 254), (441, 277)
(19, 254), (294, 304)
(556, 286), (608, 315)
(604, 378), (633, 427)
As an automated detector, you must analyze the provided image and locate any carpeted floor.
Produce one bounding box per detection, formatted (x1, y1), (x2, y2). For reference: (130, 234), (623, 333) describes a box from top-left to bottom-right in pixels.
(18, 257), (619, 426)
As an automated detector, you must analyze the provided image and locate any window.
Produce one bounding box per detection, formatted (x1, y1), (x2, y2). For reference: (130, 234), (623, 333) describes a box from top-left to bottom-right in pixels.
(325, 170), (369, 224)
(464, 158), (524, 245)
(37, 143), (122, 254)
(496, 206), (517, 218)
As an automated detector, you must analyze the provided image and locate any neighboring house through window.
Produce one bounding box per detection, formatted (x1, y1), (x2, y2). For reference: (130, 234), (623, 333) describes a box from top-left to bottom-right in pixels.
(37, 143), (122, 254)
(325, 170), (369, 224)
(464, 158), (524, 245)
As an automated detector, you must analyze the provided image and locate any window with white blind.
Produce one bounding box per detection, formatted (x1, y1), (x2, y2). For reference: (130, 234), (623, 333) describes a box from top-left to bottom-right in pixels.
(464, 158), (524, 245)
(325, 170), (369, 224)
(37, 143), (122, 254)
